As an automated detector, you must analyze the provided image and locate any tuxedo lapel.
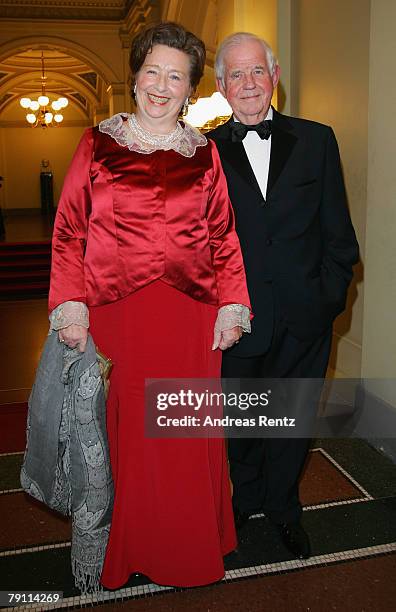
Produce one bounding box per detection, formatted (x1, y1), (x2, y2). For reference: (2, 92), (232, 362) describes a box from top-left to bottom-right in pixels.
(267, 110), (298, 195)
(212, 120), (264, 200)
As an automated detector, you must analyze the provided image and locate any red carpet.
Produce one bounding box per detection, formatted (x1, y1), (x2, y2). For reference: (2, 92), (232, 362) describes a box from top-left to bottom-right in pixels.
(0, 402), (27, 452)
(0, 241), (51, 299)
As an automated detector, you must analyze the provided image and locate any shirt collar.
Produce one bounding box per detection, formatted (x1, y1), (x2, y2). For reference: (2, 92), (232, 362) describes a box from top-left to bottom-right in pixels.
(233, 106), (273, 124)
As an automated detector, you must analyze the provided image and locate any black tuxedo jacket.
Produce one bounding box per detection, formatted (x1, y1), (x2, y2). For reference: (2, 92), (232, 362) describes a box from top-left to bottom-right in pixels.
(208, 109), (359, 357)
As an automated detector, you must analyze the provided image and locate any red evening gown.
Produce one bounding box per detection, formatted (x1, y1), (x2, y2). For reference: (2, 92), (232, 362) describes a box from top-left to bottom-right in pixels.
(89, 280), (237, 588)
(49, 121), (250, 588)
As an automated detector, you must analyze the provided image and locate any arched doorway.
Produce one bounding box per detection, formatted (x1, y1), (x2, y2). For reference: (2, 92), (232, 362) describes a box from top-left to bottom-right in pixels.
(0, 37), (119, 225)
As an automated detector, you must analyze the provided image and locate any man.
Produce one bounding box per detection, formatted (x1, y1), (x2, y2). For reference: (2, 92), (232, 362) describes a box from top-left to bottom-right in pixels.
(208, 33), (359, 559)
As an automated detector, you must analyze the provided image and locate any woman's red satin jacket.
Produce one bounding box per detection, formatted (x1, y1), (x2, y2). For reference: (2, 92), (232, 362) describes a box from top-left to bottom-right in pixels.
(49, 126), (251, 313)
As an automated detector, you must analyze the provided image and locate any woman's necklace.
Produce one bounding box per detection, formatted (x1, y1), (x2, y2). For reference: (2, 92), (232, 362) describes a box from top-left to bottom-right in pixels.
(128, 113), (183, 148)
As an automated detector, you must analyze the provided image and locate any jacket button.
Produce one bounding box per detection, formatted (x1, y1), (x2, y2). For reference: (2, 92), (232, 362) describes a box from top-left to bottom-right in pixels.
(266, 239), (272, 246)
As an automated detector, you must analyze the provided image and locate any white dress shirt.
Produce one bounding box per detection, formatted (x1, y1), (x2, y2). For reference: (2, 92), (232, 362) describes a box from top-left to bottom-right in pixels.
(236, 106), (273, 200)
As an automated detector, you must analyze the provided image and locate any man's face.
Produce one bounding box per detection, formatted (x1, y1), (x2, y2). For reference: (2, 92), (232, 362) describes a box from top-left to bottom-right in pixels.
(217, 39), (280, 125)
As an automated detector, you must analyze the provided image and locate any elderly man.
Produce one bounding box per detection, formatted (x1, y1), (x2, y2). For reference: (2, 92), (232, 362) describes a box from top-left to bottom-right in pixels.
(208, 33), (358, 559)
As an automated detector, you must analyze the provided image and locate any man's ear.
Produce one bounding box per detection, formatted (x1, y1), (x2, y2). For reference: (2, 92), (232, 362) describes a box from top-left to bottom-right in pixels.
(272, 64), (281, 89)
(216, 77), (226, 98)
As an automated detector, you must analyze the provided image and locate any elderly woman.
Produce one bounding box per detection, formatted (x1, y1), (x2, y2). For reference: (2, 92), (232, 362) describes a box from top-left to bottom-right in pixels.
(49, 22), (251, 588)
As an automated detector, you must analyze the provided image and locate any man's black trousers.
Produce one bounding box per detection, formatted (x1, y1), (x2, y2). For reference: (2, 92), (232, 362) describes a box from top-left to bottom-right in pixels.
(222, 317), (332, 524)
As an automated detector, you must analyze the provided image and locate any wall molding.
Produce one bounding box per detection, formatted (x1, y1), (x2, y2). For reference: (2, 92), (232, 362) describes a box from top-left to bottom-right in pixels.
(355, 383), (396, 464)
(331, 332), (362, 378)
(0, 119), (90, 128)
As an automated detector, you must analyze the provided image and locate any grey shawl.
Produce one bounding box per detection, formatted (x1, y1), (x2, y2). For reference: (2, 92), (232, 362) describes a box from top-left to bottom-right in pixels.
(20, 332), (113, 594)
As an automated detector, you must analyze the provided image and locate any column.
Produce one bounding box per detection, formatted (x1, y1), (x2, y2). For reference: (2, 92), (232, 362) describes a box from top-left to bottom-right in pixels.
(107, 82), (127, 116)
(119, 29), (133, 114)
(93, 106), (110, 125)
(362, 0), (396, 386)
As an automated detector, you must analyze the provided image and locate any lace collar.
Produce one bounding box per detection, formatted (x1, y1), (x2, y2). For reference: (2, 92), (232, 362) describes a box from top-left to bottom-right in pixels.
(98, 113), (207, 158)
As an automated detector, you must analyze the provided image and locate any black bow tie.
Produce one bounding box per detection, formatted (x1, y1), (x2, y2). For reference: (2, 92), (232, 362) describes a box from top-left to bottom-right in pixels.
(230, 120), (272, 142)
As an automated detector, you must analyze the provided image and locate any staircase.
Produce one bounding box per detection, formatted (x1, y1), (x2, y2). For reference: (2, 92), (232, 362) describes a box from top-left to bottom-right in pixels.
(0, 241), (51, 299)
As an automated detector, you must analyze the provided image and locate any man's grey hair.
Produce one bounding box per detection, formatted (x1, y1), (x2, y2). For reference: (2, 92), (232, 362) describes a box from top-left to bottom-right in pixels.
(215, 32), (278, 84)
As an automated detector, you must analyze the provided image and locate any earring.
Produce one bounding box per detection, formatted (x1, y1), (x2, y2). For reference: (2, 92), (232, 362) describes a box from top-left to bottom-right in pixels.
(133, 83), (137, 96)
(182, 97), (189, 115)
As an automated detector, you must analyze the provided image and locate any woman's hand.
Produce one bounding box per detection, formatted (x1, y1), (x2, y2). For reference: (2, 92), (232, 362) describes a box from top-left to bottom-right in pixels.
(212, 325), (242, 351)
(58, 324), (88, 353)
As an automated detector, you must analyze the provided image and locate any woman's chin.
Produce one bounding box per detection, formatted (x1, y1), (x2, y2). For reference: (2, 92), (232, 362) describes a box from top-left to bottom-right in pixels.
(138, 106), (178, 127)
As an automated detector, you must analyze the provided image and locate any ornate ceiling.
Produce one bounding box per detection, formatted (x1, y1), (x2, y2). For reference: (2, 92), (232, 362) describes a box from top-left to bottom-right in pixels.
(0, 0), (161, 123)
(0, 0), (136, 21)
(0, 48), (106, 122)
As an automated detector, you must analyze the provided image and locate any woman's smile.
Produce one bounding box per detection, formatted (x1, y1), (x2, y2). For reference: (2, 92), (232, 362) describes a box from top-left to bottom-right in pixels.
(147, 92), (170, 105)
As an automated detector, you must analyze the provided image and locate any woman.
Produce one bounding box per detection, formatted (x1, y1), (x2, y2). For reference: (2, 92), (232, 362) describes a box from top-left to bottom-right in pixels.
(49, 22), (251, 588)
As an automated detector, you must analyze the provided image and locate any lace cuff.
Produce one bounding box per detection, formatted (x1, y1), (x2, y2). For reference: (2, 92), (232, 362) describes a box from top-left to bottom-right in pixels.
(49, 301), (89, 330)
(215, 304), (251, 334)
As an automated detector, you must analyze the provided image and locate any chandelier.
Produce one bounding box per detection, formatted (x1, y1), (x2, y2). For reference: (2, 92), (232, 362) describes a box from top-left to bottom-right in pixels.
(19, 51), (68, 127)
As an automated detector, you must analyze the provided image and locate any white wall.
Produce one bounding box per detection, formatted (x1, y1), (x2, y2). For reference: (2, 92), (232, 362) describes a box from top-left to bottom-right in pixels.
(293, 0), (370, 377)
(362, 0), (396, 391)
(0, 126), (85, 209)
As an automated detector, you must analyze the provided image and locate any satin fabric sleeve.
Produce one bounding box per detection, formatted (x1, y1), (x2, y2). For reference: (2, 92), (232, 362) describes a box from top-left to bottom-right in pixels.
(49, 128), (94, 313)
(206, 140), (251, 311)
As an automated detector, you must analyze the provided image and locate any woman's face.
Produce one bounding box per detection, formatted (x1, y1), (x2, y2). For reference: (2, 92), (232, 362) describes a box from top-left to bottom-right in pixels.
(135, 44), (192, 134)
